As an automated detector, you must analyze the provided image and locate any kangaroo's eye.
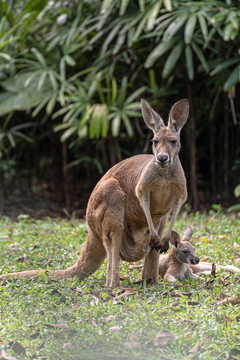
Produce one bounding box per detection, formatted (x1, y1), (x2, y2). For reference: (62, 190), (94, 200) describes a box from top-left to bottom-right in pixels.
(169, 138), (177, 145)
(152, 139), (158, 146)
(182, 250), (189, 254)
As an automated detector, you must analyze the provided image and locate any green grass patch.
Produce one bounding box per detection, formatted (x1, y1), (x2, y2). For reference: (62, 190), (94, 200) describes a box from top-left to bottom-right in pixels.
(0, 209), (240, 360)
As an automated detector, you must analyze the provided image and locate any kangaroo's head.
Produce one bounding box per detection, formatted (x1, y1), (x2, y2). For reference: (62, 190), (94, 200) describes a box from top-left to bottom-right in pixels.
(170, 226), (199, 265)
(141, 99), (189, 168)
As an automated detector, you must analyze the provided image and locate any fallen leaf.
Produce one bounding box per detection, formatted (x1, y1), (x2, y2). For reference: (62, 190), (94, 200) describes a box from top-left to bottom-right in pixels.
(217, 296), (240, 306)
(170, 301), (180, 308)
(44, 323), (70, 330)
(235, 258), (240, 263)
(189, 342), (200, 353)
(90, 318), (98, 328)
(104, 296), (118, 304)
(183, 319), (198, 327)
(42, 255), (53, 267)
(17, 254), (28, 263)
(28, 244), (40, 251)
(211, 263), (216, 277)
(8, 243), (21, 250)
(90, 289), (101, 298)
(109, 326), (122, 332)
(188, 301), (199, 306)
(219, 276), (230, 285)
(4, 237), (12, 242)
(116, 291), (135, 300)
(152, 330), (176, 346)
(225, 315), (232, 324)
(129, 264), (143, 270)
(63, 342), (72, 350)
(198, 237), (210, 243)
(98, 328), (103, 336)
(11, 341), (25, 355)
(37, 341), (45, 350)
(187, 355), (197, 360)
(233, 242), (238, 249)
(171, 291), (183, 297)
(89, 295), (99, 306)
(1, 349), (18, 360)
(124, 332), (140, 348)
(216, 292), (228, 301)
(124, 340), (140, 349)
(106, 315), (116, 322)
(73, 287), (85, 294)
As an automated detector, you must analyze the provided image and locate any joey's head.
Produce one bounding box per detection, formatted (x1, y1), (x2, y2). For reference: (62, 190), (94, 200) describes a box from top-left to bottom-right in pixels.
(170, 226), (199, 265)
(140, 99), (189, 168)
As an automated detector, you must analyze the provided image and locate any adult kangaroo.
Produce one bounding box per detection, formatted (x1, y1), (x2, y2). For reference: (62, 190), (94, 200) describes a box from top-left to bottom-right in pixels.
(0, 99), (189, 288)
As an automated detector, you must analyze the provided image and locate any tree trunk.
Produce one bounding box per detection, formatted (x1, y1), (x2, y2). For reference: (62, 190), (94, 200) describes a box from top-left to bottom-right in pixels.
(187, 81), (199, 210)
(0, 173), (4, 215)
(62, 142), (70, 210)
(210, 125), (216, 203)
(223, 95), (229, 203)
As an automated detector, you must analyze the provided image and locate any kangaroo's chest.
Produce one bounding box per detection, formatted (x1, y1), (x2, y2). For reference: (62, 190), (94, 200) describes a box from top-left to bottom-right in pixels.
(149, 180), (183, 216)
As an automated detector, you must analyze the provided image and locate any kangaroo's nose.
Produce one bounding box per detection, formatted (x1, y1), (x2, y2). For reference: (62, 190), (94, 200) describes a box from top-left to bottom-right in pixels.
(191, 256), (199, 265)
(157, 154), (169, 165)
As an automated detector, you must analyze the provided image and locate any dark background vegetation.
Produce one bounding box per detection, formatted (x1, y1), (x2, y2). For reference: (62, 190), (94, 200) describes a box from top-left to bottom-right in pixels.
(0, 0), (240, 217)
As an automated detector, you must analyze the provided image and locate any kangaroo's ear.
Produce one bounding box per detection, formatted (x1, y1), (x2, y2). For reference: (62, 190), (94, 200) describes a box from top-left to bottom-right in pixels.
(170, 230), (180, 248)
(183, 226), (193, 242)
(168, 99), (189, 132)
(140, 99), (165, 133)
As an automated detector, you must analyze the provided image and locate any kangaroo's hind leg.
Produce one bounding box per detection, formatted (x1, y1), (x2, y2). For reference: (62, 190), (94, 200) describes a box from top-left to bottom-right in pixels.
(65, 229), (107, 281)
(102, 223), (124, 289)
(89, 178), (126, 289)
(102, 203), (125, 287)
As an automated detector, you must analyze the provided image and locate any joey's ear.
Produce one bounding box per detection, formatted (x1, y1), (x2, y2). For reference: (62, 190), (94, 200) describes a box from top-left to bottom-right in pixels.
(170, 230), (180, 248)
(140, 99), (165, 133)
(183, 226), (193, 242)
(168, 99), (189, 132)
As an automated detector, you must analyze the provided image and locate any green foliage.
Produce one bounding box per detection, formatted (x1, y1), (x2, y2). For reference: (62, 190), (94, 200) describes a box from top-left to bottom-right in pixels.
(0, 212), (240, 359)
(0, 0), (240, 201)
(228, 185), (240, 214)
(0, 114), (33, 182)
(53, 75), (144, 143)
(2, 0), (240, 129)
(234, 185), (240, 198)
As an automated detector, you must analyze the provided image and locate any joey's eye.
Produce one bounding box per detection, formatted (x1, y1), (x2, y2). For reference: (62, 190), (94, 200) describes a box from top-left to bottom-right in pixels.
(182, 250), (189, 254)
(169, 138), (177, 145)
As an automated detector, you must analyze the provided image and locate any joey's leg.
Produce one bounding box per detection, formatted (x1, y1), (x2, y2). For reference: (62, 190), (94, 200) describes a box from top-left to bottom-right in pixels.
(185, 267), (199, 279)
(135, 189), (160, 248)
(142, 249), (160, 284)
(164, 273), (177, 282)
(190, 262), (213, 275)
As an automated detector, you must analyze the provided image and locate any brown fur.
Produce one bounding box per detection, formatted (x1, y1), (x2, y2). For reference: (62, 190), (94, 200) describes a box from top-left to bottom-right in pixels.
(159, 226), (240, 281)
(0, 99), (189, 288)
(190, 262), (240, 275)
(159, 226), (200, 281)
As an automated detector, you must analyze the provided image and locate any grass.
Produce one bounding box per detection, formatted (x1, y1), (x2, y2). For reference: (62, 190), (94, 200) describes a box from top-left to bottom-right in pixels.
(0, 207), (240, 360)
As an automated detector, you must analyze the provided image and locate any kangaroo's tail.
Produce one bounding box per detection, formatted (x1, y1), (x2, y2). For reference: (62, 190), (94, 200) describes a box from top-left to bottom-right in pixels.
(0, 230), (106, 281)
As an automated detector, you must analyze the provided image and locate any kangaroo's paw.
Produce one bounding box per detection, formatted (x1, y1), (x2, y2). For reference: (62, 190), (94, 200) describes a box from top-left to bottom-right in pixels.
(149, 233), (161, 249)
(155, 237), (169, 253)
